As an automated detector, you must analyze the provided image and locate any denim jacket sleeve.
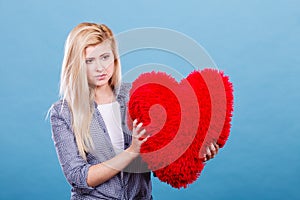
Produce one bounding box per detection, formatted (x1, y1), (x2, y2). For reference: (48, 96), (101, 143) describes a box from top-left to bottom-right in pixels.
(50, 102), (94, 190)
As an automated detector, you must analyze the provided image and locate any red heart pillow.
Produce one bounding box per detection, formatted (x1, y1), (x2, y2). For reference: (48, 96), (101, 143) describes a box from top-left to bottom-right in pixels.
(127, 69), (233, 188)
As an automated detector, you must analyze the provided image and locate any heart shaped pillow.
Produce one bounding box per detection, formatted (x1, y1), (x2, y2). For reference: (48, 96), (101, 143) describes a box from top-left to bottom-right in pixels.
(127, 69), (233, 188)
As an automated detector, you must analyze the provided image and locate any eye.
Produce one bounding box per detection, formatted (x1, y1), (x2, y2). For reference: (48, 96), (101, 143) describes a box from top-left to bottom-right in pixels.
(85, 59), (94, 64)
(101, 53), (112, 61)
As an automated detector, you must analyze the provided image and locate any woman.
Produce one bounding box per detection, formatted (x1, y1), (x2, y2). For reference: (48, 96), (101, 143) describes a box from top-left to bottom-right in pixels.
(50, 22), (218, 199)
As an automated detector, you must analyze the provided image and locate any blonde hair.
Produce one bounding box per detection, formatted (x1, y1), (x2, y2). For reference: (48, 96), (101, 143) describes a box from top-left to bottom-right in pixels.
(59, 22), (121, 160)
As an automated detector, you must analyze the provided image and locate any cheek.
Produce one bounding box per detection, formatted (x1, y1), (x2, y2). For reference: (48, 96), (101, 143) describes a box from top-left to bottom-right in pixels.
(108, 63), (115, 74)
(86, 67), (93, 80)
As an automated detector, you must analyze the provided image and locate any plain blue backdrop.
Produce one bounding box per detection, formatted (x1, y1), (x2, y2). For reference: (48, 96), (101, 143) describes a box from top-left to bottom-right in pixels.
(0, 0), (299, 199)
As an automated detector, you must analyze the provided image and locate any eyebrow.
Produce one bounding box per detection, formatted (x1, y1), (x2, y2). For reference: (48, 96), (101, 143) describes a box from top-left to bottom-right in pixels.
(85, 57), (95, 60)
(86, 52), (110, 59)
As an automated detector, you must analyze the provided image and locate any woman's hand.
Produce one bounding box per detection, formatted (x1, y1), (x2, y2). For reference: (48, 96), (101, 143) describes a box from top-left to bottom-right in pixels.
(87, 119), (149, 187)
(87, 119), (149, 186)
(126, 119), (149, 155)
(203, 142), (219, 162)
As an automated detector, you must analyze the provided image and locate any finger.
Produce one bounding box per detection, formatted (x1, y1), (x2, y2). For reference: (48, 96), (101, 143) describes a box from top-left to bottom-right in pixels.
(131, 120), (138, 137)
(203, 154), (207, 162)
(206, 147), (212, 160)
(135, 122), (143, 132)
(137, 129), (147, 138)
(205, 153), (211, 161)
(132, 121), (143, 137)
(210, 143), (216, 156)
(210, 143), (216, 151)
(132, 119), (138, 135)
(141, 135), (150, 143)
(213, 142), (219, 154)
(133, 119), (138, 127)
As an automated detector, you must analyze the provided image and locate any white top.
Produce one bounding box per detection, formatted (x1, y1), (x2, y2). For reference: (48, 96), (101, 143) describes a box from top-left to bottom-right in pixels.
(97, 101), (124, 154)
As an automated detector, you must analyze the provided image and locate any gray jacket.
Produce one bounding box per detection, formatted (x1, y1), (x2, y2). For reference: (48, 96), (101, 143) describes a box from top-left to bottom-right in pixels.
(50, 83), (152, 200)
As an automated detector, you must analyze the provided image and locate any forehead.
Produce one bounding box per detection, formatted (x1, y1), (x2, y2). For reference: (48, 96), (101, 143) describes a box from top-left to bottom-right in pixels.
(85, 41), (112, 57)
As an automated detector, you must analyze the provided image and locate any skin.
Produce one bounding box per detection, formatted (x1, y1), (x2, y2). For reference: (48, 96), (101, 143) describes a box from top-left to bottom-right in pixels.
(203, 142), (219, 162)
(85, 42), (218, 187)
(85, 41), (116, 104)
(85, 42), (149, 187)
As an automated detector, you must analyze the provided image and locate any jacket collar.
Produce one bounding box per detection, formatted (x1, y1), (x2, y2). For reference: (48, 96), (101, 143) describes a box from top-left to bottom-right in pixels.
(93, 83), (126, 109)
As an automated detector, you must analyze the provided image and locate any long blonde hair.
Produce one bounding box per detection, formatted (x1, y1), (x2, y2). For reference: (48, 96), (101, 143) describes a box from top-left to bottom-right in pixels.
(59, 22), (121, 160)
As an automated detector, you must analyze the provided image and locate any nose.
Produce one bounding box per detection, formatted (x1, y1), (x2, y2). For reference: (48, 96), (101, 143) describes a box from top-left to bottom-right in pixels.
(95, 60), (105, 71)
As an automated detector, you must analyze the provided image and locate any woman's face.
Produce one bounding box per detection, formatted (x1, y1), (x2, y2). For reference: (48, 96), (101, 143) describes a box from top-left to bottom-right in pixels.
(85, 41), (115, 88)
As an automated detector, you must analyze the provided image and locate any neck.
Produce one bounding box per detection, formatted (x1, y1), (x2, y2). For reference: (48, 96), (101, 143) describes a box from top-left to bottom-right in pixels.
(94, 84), (116, 105)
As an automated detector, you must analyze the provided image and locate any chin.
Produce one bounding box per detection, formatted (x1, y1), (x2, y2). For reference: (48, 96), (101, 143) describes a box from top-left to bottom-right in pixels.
(96, 80), (110, 87)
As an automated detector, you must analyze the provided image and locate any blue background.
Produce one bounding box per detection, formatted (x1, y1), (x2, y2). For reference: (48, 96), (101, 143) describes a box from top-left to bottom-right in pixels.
(0, 0), (299, 199)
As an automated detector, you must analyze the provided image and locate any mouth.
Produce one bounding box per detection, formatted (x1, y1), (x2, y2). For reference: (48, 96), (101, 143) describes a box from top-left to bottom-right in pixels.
(96, 74), (107, 80)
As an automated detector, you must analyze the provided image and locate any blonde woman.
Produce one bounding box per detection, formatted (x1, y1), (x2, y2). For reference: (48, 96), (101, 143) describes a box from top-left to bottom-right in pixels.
(50, 22), (218, 200)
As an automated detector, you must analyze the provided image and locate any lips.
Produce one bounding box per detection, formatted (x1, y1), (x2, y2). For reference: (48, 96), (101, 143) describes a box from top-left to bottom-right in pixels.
(96, 74), (107, 80)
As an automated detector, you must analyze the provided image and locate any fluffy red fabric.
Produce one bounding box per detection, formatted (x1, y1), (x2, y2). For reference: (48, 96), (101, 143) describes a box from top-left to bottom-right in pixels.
(127, 69), (234, 188)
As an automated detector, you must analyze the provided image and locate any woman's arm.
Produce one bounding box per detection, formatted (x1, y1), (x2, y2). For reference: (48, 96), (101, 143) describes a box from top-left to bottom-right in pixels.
(50, 104), (148, 189)
(86, 119), (148, 187)
(51, 105), (93, 189)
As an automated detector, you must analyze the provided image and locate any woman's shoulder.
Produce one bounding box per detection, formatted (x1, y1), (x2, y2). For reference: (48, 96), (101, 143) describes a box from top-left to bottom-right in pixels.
(49, 99), (71, 120)
(51, 99), (69, 110)
(120, 82), (132, 91)
(115, 82), (132, 99)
